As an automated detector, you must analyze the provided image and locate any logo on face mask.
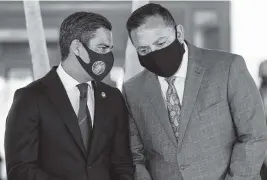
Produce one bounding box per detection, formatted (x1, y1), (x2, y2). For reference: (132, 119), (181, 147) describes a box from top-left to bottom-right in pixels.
(75, 42), (114, 82)
(92, 61), (106, 75)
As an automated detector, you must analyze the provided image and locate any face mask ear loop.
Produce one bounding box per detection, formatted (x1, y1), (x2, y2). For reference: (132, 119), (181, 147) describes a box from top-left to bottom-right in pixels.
(175, 25), (178, 40)
(74, 41), (89, 62)
(81, 42), (90, 55)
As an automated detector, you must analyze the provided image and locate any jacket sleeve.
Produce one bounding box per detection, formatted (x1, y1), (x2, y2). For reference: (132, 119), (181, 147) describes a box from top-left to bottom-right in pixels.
(5, 88), (61, 180)
(225, 55), (267, 180)
(110, 88), (134, 180)
(123, 86), (152, 180)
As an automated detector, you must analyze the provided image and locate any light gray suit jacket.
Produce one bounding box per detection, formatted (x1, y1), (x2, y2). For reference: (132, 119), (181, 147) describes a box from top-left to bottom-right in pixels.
(123, 42), (267, 180)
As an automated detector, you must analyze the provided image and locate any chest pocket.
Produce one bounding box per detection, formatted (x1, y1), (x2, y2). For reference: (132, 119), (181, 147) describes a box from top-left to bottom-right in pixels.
(197, 100), (231, 139)
(199, 100), (227, 121)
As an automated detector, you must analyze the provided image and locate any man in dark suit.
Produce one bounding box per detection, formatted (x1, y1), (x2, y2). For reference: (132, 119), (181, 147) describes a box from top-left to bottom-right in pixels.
(5, 12), (134, 180)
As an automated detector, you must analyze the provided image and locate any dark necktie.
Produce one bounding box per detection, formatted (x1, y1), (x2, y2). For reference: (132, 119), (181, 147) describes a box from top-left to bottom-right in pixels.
(165, 77), (181, 141)
(77, 83), (93, 151)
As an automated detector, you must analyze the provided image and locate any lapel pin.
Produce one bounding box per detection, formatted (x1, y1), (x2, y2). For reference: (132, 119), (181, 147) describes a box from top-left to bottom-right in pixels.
(101, 92), (106, 98)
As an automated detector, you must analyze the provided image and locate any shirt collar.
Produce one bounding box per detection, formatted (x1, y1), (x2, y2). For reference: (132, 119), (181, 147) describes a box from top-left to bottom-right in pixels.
(158, 41), (188, 82)
(56, 63), (92, 91)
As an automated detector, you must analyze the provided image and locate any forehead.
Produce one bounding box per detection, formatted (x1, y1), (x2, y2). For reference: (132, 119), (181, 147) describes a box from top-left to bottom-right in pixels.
(130, 16), (173, 47)
(89, 27), (113, 45)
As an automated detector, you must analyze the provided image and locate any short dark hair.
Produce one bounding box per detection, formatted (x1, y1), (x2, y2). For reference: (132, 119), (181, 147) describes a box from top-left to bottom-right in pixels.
(59, 12), (112, 61)
(126, 3), (175, 37)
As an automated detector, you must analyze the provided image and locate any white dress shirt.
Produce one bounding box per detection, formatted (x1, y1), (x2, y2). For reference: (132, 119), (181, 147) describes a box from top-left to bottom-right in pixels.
(57, 64), (95, 126)
(158, 42), (188, 105)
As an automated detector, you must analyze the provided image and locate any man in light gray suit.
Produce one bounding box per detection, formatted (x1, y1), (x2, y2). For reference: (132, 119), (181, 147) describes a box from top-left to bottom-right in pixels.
(123, 3), (267, 180)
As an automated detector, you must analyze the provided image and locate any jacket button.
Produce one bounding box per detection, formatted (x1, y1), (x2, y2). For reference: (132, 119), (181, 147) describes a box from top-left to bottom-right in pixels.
(87, 166), (91, 169)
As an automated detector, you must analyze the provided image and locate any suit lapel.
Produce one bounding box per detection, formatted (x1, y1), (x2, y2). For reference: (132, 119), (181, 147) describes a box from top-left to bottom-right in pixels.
(42, 67), (87, 158)
(144, 72), (178, 147)
(177, 42), (205, 150)
(143, 42), (206, 149)
(87, 81), (108, 163)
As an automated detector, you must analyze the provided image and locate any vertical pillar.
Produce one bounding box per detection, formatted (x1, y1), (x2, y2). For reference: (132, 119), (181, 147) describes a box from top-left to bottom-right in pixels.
(123, 0), (149, 82)
(24, 0), (50, 80)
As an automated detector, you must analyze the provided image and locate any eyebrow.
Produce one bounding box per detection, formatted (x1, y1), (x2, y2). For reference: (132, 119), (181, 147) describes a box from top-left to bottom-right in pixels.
(153, 37), (168, 45)
(138, 46), (149, 50)
(138, 36), (168, 49)
(97, 43), (113, 48)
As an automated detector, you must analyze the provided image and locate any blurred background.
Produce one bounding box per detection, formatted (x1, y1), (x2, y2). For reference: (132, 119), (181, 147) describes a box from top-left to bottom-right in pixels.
(0, 0), (267, 179)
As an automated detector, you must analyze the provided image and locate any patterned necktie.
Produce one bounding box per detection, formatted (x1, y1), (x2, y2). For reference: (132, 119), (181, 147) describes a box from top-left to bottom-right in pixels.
(165, 77), (181, 141)
(77, 83), (93, 151)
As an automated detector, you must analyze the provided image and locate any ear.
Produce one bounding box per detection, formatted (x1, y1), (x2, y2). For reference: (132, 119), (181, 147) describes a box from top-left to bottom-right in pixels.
(176, 24), (185, 43)
(70, 39), (81, 56)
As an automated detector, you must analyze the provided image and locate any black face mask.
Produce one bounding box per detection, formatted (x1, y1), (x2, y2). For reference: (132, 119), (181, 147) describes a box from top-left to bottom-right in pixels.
(76, 43), (114, 82)
(138, 30), (185, 77)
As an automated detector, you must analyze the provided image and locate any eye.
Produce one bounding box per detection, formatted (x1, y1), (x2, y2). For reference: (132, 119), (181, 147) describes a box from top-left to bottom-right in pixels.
(141, 49), (147, 53)
(98, 46), (108, 53)
(157, 42), (166, 47)
(139, 49), (150, 56)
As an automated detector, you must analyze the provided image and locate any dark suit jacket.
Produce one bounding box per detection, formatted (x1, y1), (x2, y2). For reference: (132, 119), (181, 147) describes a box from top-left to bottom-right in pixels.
(5, 67), (134, 180)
